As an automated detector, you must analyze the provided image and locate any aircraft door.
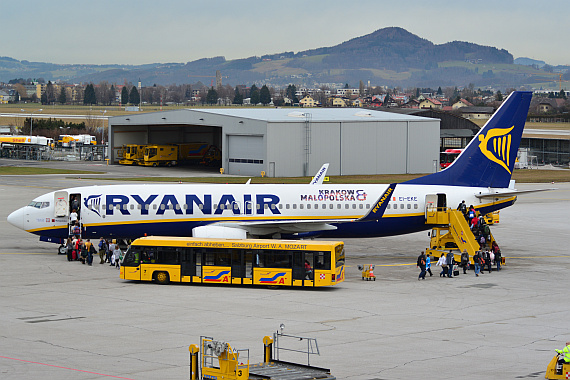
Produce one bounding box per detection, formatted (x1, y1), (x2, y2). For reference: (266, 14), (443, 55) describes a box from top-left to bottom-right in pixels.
(54, 191), (69, 218)
(425, 194), (437, 218)
(436, 193), (447, 211)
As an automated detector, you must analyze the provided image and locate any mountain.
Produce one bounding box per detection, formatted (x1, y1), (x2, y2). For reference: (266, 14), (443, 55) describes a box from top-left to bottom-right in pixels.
(0, 28), (535, 89)
(514, 57), (546, 68)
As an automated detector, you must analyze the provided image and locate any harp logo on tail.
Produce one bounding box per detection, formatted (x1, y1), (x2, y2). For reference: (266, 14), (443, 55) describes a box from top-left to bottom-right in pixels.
(478, 126), (514, 174)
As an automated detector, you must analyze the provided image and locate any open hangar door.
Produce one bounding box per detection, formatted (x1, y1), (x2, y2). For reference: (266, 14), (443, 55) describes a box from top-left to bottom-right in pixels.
(145, 124), (222, 168)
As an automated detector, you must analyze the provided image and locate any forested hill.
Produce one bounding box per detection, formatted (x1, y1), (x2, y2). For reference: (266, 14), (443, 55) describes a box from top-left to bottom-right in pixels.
(0, 27), (530, 88)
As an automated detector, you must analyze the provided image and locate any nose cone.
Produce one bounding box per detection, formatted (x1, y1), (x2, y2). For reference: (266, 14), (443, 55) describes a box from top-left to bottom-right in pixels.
(7, 207), (25, 230)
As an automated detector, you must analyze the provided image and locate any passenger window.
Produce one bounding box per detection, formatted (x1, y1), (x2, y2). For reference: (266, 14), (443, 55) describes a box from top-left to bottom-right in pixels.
(337, 204), (341, 209)
(414, 204), (418, 209)
(329, 204), (333, 209)
(359, 204), (363, 209)
(307, 204), (311, 209)
(199, 204), (204, 210)
(286, 204), (290, 209)
(293, 204), (297, 209)
(407, 204), (411, 209)
(352, 204), (356, 209)
(130, 204), (135, 210)
(278, 204), (283, 209)
(345, 204), (349, 209)
(300, 204), (304, 209)
(400, 204), (404, 209)
(160, 204), (165, 210)
(153, 204), (157, 210)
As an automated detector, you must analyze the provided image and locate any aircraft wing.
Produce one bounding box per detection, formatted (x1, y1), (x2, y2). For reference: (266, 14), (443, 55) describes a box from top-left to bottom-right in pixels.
(474, 188), (556, 199)
(216, 219), (348, 236)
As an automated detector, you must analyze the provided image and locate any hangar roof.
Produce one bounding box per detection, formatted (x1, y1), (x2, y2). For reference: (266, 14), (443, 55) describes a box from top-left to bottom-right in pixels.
(190, 108), (434, 123)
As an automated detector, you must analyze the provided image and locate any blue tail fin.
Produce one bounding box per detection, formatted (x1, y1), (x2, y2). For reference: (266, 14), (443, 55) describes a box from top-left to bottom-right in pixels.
(404, 91), (532, 188)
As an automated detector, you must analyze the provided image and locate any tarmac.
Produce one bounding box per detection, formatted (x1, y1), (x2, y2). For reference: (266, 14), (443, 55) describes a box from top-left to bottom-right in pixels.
(0, 158), (569, 380)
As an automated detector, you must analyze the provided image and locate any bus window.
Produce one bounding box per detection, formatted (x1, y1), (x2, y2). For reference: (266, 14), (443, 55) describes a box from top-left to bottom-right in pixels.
(122, 248), (140, 266)
(335, 245), (345, 268)
(313, 251), (331, 270)
(262, 250), (291, 269)
(156, 247), (179, 264)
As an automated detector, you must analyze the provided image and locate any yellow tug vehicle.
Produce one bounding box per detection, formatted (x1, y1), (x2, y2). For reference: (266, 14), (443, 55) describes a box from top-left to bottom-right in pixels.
(545, 353), (570, 379)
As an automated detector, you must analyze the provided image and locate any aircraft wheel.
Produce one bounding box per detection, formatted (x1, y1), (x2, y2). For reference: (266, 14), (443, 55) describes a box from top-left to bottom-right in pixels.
(154, 271), (170, 285)
(58, 244), (67, 255)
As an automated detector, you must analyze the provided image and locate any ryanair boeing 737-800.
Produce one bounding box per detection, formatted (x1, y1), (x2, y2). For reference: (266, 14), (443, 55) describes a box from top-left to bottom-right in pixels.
(8, 91), (539, 247)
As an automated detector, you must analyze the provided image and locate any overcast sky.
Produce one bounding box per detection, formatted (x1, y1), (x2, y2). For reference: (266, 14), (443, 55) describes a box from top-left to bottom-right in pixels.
(3, 0), (568, 66)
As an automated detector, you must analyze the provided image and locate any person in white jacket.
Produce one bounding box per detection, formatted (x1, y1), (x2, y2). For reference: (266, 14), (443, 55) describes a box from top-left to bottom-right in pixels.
(436, 253), (447, 277)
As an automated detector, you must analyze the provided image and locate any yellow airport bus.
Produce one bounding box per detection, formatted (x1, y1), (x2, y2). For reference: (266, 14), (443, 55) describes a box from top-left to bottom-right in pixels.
(120, 236), (345, 287)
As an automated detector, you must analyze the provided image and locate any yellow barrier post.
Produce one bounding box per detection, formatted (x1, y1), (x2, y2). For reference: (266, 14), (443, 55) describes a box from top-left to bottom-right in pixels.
(263, 336), (273, 363)
(189, 344), (199, 380)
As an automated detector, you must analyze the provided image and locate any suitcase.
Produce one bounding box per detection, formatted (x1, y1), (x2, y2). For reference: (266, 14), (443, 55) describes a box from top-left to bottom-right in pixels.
(72, 250), (77, 260)
(453, 270), (460, 276)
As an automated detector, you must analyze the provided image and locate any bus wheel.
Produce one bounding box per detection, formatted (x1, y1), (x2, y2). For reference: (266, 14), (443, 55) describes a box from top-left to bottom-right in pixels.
(58, 244), (67, 255)
(152, 163), (158, 167)
(154, 271), (170, 285)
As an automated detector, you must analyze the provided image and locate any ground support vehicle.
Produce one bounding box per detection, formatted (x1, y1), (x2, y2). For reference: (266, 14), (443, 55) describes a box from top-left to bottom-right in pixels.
(190, 332), (335, 380)
(425, 208), (504, 266)
(358, 264), (376, 280)
(58, 134), (97, 148)
(140, 144), (178, 166)
(0, 135), (54, 160)
(484, 211), (500, 224)
(118, 144), (145, 165)
(545, 353), (570, 379)
(120, 236), (345, 287)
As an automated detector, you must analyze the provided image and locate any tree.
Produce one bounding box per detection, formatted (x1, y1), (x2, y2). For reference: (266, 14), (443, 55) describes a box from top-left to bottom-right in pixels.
(495, 91), (503, 102)
(232, 86), (243, 105)
(259, 85), (271, 105)
(58, 86), (67, 104)
(437, 86), (443, 95)
(129, 86), (140, 105)
(45, 81), (56, 104)
(206, 87), (218, 105)
(249, 84), (260, 105)
(83, 84), (97, 105)
(121, 86), (129, 105)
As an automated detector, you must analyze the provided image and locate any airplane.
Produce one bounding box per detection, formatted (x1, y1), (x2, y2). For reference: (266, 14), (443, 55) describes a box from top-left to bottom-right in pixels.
(8, 91), (540, 250)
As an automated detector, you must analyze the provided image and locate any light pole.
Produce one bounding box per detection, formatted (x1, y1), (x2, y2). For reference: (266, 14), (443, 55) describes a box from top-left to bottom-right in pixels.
(100, 110), (107, 143)
(21, 108), (43, 136)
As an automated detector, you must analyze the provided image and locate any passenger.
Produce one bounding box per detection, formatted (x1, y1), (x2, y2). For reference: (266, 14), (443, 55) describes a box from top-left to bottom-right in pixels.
(72, 223), (81, 238)
(473, 250), (483, 276)
(461, 250), (469, 274)
(66, 238), (73, 262)
(425, 253), (433, 277)
(304, 260), (313, 280)
(483, 250), (491, 273)
(98, 237), (107, 264)
(416, 251), (426, 280)
(113, 245), (122, 269)
(108, 240), (116, 266)
(84, 239), (94, 266)
(495, 249), (502, 271)
(71, 196), (80, 216)
(79, 239), (87, 264)
(467, 205), (476, 223)
(470, 214), (479, 231)
(69, 209), (78, 226)
(105, 239), (113, 264)
(446, 250), (455, 278)
(457, 200), (467, 217)
(436, 253), (447, 277)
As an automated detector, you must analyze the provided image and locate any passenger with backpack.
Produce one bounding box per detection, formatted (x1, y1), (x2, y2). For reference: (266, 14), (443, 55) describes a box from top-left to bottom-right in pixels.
(446, 251), (455, 278)
(417, 251), (426, 280)
(473, 251), (482, 277)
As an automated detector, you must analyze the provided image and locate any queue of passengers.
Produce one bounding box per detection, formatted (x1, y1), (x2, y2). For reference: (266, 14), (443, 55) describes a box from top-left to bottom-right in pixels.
(65, 235), (123, 268)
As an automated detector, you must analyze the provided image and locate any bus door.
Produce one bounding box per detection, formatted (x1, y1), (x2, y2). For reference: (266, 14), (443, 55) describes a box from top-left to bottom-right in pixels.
(231, 249), (245, 283)
(292, 251), (312, 285)
(180, 248), (195, 278)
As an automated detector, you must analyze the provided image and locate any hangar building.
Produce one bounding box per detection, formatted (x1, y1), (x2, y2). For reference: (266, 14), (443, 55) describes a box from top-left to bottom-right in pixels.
(108, 108), (440, 177)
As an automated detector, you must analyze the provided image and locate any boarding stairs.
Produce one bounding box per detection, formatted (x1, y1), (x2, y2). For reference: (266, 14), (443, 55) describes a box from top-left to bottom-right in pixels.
(425, 208), (497, 263)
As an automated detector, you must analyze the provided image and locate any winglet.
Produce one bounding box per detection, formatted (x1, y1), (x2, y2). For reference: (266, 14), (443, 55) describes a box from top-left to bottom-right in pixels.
(310, 163), (329, 185)
(358, 183), (397, 221)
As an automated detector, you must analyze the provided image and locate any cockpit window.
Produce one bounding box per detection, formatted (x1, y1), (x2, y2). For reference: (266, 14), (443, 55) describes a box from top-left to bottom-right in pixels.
(27, 201), (50, 209)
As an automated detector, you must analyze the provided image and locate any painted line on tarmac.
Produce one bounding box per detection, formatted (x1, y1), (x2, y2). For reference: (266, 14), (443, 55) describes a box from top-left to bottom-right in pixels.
(505, 256), (569, 259)
(0, 252), (56, 255)
(0, 355), (136, 380)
